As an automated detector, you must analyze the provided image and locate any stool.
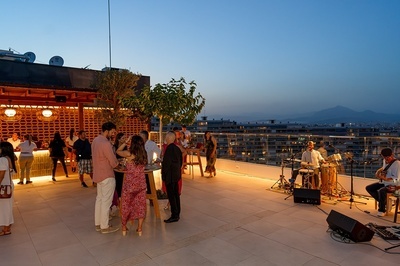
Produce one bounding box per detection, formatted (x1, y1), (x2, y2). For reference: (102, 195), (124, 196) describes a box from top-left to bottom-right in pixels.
(374, 193), (397, 215)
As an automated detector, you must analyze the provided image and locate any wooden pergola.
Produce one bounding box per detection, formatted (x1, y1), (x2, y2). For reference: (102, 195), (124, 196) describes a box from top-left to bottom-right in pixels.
(0, 59), (99, 129)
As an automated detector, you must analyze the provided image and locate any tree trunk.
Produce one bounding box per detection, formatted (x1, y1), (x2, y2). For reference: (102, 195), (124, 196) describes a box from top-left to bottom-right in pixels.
(158, 116), (163, 146)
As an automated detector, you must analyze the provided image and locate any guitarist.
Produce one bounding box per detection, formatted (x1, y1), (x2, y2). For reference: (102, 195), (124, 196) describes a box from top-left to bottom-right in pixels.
(366, 148), (400, 217)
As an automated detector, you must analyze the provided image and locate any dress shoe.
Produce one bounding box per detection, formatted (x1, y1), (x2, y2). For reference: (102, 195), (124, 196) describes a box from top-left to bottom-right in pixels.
(101, 226), (119, 234)
(164, 217), (179, 223)
(81, 182), (88, 188)
(52, 177), (56, 181)
(26, 181), (33, 184)
(17, 181), (24, 185)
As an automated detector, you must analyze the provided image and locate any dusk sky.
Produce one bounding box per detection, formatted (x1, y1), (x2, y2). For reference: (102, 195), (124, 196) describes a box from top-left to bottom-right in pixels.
(3, 1), (400, 121)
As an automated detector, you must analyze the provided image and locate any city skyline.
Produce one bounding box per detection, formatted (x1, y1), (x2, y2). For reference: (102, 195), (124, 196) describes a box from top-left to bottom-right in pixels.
(3, 1), (400, 120)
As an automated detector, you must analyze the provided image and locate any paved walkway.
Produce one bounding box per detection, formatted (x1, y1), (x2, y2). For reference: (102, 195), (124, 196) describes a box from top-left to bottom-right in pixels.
(2, 168), (400, 266)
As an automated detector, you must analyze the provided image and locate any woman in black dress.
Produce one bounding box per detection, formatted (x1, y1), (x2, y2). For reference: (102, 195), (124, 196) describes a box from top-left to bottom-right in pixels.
(204, 131), (217, 177)
(49, 132), (69, 181)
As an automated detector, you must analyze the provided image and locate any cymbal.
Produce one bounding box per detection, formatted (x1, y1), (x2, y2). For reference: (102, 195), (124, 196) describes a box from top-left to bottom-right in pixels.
(285, 158), (301, 163)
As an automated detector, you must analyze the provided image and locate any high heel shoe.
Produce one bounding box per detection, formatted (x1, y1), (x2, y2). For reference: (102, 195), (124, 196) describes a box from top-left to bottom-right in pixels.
(136, 229), (142, 236)
(122, 227), (128, 236)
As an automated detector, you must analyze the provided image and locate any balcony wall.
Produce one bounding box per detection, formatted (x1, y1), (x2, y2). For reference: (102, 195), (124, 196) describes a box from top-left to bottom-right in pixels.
(213, 157), (376, 197)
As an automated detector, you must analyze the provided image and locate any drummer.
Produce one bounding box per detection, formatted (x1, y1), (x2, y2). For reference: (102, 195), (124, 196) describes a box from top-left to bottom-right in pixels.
(317, 141), (328, 160)
(301, 141), (325, 189)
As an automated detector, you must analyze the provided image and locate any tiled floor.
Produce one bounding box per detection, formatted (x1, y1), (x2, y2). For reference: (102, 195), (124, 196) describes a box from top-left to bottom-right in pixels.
(2, 167), (400, 266)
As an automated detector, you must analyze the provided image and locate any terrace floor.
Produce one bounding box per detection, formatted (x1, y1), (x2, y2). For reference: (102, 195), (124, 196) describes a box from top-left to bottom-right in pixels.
(2, 166), (400, 266)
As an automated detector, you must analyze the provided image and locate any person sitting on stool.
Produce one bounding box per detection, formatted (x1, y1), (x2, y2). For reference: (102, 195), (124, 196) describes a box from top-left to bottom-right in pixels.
(301, 141), (325, 189)
(366, 148), (400, 217)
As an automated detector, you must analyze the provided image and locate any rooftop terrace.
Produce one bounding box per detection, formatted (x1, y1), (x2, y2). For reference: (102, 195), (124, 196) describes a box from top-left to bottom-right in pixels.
(3, 160), (400, 265)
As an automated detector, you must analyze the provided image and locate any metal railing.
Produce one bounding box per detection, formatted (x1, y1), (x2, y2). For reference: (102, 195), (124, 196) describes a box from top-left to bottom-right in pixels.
(149, 132), (400, 179)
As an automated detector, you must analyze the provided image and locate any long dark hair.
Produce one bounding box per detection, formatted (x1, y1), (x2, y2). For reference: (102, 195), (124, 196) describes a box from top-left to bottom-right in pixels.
(114, 132), (125, 150)
(24, 134), (33, 146)
(129, 135), (148, 165)
(204, 131), (211, 140)
(53, 132), (62, 141)
(69, 129), (75, 140)
(0, 142), (17, 172)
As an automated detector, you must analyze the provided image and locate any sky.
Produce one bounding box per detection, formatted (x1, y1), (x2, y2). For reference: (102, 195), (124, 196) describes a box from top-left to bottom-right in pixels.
(2, 0), (400, 121)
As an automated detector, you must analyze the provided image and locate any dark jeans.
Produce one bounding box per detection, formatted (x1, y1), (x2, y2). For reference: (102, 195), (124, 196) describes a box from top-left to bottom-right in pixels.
(166, 181), (181, 219)
(366, 182), (387, 212)
(114, 171), (124, 198)
(51, 157), (68, 178)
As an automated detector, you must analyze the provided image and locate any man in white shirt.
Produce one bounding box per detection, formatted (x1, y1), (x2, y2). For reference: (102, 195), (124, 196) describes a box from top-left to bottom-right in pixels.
(139, 130), (161, 164)
(366, 148), (400, 217)
(7, 133), (21, 150)
(139, 130), (161, 200)
(301, 141), (325, 189)
(181, 125), (191, 144)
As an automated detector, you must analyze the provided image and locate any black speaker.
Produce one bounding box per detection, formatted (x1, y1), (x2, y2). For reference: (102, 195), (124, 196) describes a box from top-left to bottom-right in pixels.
(55, 95), (67, 102)
(326, 210), (374, 242)
(293, 188), (321, 205)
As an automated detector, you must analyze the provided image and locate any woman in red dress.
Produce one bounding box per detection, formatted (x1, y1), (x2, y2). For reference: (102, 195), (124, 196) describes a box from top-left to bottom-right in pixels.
(116, 135), (148, 236)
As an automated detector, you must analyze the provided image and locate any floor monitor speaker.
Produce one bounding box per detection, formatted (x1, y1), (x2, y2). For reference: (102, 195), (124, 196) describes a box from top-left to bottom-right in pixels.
(293, 188), (321, 205)
(326, 210), (374, 242)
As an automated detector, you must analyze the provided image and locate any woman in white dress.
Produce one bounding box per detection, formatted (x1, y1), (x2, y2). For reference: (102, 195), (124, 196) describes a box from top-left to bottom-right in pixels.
(65, 129), (78, 173)
(0, 141), (17, 236)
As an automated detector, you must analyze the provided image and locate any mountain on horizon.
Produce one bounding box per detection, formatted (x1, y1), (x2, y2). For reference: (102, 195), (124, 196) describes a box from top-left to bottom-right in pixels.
(282, 105), (400, 124)
(225, 105), (400, 124)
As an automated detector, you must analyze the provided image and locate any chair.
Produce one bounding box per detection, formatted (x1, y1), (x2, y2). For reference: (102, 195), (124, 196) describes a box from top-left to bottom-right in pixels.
(374, 193), (398, 216)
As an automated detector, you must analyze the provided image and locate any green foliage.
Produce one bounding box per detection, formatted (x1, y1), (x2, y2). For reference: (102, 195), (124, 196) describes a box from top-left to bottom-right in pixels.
(92, 69), (141, 127)
(124, 77), (205, 125)
(122, 77), (205, 143)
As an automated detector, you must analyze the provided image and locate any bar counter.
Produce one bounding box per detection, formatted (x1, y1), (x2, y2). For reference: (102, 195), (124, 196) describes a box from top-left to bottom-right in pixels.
(13, 149), (53, 180)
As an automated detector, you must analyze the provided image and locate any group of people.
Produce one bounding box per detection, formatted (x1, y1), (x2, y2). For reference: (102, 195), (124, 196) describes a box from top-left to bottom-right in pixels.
(1, 123), (218, 237)
(93, 123), (184, 235)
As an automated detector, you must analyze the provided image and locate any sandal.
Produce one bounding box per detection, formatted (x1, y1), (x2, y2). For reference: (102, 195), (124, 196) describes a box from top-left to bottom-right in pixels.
(122, 227), (128, 236)
(0, 231), (11, 236)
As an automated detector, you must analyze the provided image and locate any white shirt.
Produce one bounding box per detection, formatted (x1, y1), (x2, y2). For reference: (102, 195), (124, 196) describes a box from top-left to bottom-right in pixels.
(302, 149), (324, 169)
(144, 140), (161, 164)
(7, 138), (21, 150)
(381, 160), (400, 186)
(17, 141), (37, 157)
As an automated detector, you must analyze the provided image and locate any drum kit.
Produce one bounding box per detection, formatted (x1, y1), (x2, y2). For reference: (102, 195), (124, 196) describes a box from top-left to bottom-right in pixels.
(272, 152), (347, 201)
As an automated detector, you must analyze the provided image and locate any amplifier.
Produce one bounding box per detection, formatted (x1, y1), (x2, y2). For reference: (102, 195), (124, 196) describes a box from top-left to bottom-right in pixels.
(293, 188), (321, 205)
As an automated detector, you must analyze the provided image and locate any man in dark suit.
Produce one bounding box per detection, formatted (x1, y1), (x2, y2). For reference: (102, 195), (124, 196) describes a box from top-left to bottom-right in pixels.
(162, 131), (183, 223)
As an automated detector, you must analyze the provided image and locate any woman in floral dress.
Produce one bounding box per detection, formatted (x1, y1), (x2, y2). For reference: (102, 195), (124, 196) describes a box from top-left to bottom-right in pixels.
(116, 135), (148, 236)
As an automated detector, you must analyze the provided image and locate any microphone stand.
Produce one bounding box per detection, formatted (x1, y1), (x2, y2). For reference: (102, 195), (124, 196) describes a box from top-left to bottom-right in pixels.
(338, 156), (367, 209)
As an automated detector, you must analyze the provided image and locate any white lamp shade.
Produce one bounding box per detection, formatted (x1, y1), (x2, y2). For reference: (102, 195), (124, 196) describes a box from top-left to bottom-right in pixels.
(42, 109), (53, 118)
(4, 108), (16, 117)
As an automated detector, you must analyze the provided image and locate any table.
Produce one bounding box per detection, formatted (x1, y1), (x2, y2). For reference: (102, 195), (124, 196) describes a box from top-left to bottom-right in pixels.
(115, 165), (161, 219)
(183, 148), (204, 179)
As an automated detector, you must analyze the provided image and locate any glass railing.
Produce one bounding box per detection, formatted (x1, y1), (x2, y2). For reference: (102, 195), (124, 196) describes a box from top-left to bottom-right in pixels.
(150, 132), (399, 179)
